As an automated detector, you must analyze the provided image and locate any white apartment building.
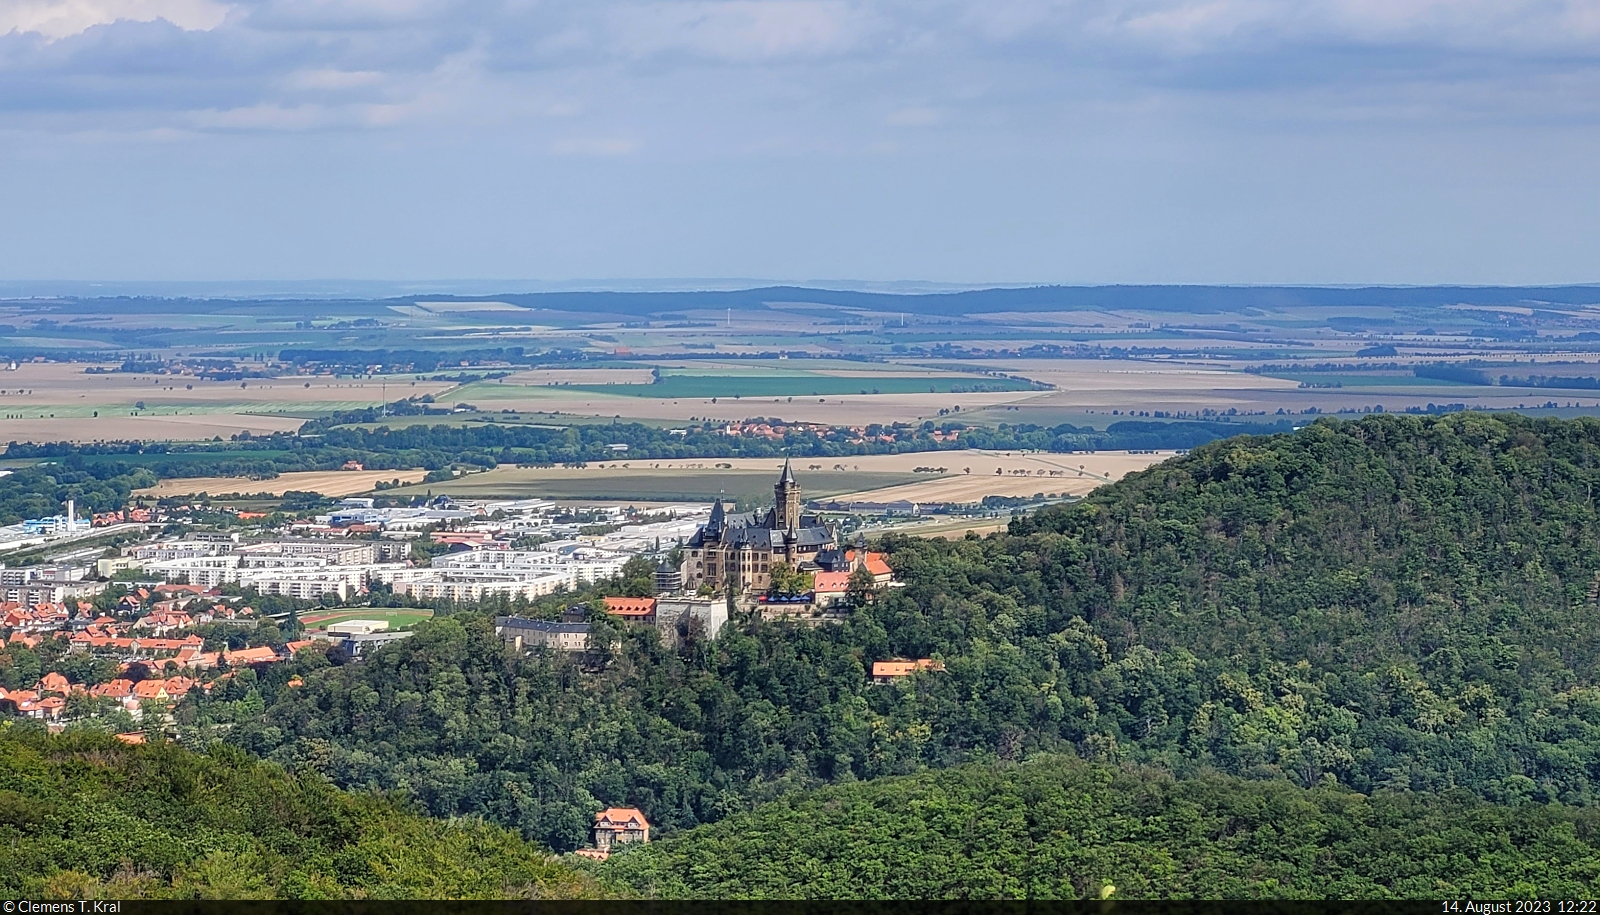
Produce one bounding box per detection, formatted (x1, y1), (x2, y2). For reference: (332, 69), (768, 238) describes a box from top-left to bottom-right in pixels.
(431, 548), (629, 585)
(393, 572), (571, 603)
(146, 551), (406, 600)
(235, 541), (376, 565)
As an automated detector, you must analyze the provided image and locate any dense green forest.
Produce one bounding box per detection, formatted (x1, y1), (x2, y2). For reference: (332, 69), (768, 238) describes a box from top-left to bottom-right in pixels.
(211, 412), (1600, 857)
(602, 755), (1600, 898)
(0, 725), (606, 899)
(0, 461), (154, 523)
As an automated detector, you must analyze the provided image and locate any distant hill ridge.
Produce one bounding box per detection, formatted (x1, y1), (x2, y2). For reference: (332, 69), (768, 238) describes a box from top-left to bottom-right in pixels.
(411, 284), (1600, 317)
(33, 283), (1600, 317)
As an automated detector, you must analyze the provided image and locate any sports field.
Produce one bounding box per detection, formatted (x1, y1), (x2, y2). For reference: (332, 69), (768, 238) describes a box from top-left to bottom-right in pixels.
(300, 608), (434, 629)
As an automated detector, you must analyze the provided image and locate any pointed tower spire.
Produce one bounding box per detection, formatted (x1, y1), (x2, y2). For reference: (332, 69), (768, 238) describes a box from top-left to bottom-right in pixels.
(708, 499), (726, 536)
(774, 459), (801, 531)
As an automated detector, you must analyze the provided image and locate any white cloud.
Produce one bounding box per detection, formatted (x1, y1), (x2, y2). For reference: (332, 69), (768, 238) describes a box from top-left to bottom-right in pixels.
(0, 0), (229, 40)
(9, 0), (1600, 141)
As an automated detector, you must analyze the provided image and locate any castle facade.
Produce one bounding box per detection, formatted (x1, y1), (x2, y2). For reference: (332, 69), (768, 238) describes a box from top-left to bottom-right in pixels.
(682, 460), (835, 595)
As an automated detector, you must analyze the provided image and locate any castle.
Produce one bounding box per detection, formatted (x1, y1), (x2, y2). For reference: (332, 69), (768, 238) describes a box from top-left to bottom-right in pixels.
(682, 459), (836, 595)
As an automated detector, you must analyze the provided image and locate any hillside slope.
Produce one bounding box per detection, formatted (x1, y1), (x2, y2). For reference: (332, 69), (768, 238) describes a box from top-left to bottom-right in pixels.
(601, 755), (1600, 899)
(230, 413), (1600, 853)
(873, 412), (1600, 802)
(0, 725), (607, 899)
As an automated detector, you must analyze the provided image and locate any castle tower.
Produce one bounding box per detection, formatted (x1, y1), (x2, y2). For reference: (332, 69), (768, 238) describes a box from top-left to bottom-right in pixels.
(774, 459), (801, 532)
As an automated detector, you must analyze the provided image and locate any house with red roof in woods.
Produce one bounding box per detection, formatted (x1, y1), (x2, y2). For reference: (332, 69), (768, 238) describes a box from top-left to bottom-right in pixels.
(575, 807), (652, 860)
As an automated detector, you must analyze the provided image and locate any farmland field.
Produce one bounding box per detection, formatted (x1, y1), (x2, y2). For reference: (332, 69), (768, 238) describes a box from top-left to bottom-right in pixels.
(381, 451), (1173, 504)
(0, 363), (461, 443)
(566, 374), (1032, 399)
(135, 469), (427, 498)
(384, 468), (924, 503)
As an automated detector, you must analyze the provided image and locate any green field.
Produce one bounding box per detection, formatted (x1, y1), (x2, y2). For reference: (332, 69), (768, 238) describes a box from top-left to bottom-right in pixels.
(386, 469), (921, 502)
(1260, 372), (1478, 389)
(300, 608), (435, 629)
(75, 449), (292, 466)
(564, 374), (1033, 399)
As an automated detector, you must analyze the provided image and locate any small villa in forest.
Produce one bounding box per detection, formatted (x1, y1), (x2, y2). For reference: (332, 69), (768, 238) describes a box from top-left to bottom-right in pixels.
(871, 658), (946, 684)
(575, 807), (652, 860)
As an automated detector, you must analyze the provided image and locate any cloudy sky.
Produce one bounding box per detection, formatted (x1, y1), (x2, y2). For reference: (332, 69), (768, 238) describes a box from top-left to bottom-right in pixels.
(3, 0), (1600, 286)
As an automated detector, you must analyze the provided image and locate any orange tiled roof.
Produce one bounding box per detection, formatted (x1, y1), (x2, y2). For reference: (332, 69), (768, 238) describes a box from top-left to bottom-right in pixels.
(603, 597), (656, 616)
(871, 658), (945, 679)
(93, 680), (134, 698)
(132, 680), (168, 699)
(594, 807), (650, 829)
(226, 646), (280, 665)
(811, 571), (852, 593)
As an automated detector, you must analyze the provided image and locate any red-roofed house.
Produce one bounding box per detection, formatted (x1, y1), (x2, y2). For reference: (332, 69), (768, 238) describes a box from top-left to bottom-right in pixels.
(131, 680), (169, 706)
(810, 571), (853, 607)
(16, 695), (65, 720)
(93, 679), (135, 699)
(593, 807), (651, 853)
(225, 646), (280, 666)
(38, 672), (70, 696)
(870, 658), (946, 684)
(163, 677), (196, 698)
(602, 597), (656, 621)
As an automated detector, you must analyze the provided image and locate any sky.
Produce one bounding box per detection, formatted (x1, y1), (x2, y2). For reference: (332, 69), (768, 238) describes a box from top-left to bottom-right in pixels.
(4, 0), (1600, 287)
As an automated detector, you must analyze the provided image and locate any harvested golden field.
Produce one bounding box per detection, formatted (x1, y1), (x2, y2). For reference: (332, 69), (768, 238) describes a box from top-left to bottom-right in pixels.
(445, 385), (1039, 425)
(0, 412), (307, 444)
(828, 450), (1175, 503)
(136, 469), (427, 498)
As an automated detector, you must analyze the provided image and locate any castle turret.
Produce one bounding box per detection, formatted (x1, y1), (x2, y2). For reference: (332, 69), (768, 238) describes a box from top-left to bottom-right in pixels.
(774, 459), (801, 532)
(706, 499), (726, 538)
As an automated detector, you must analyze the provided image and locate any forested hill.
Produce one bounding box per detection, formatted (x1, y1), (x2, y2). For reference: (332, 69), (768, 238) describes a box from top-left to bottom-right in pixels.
(0, 726), (606, 899)
(601, 755), (1600, 898)
(938, 411), (1600, 799)
(226, 412), (1600, 861)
